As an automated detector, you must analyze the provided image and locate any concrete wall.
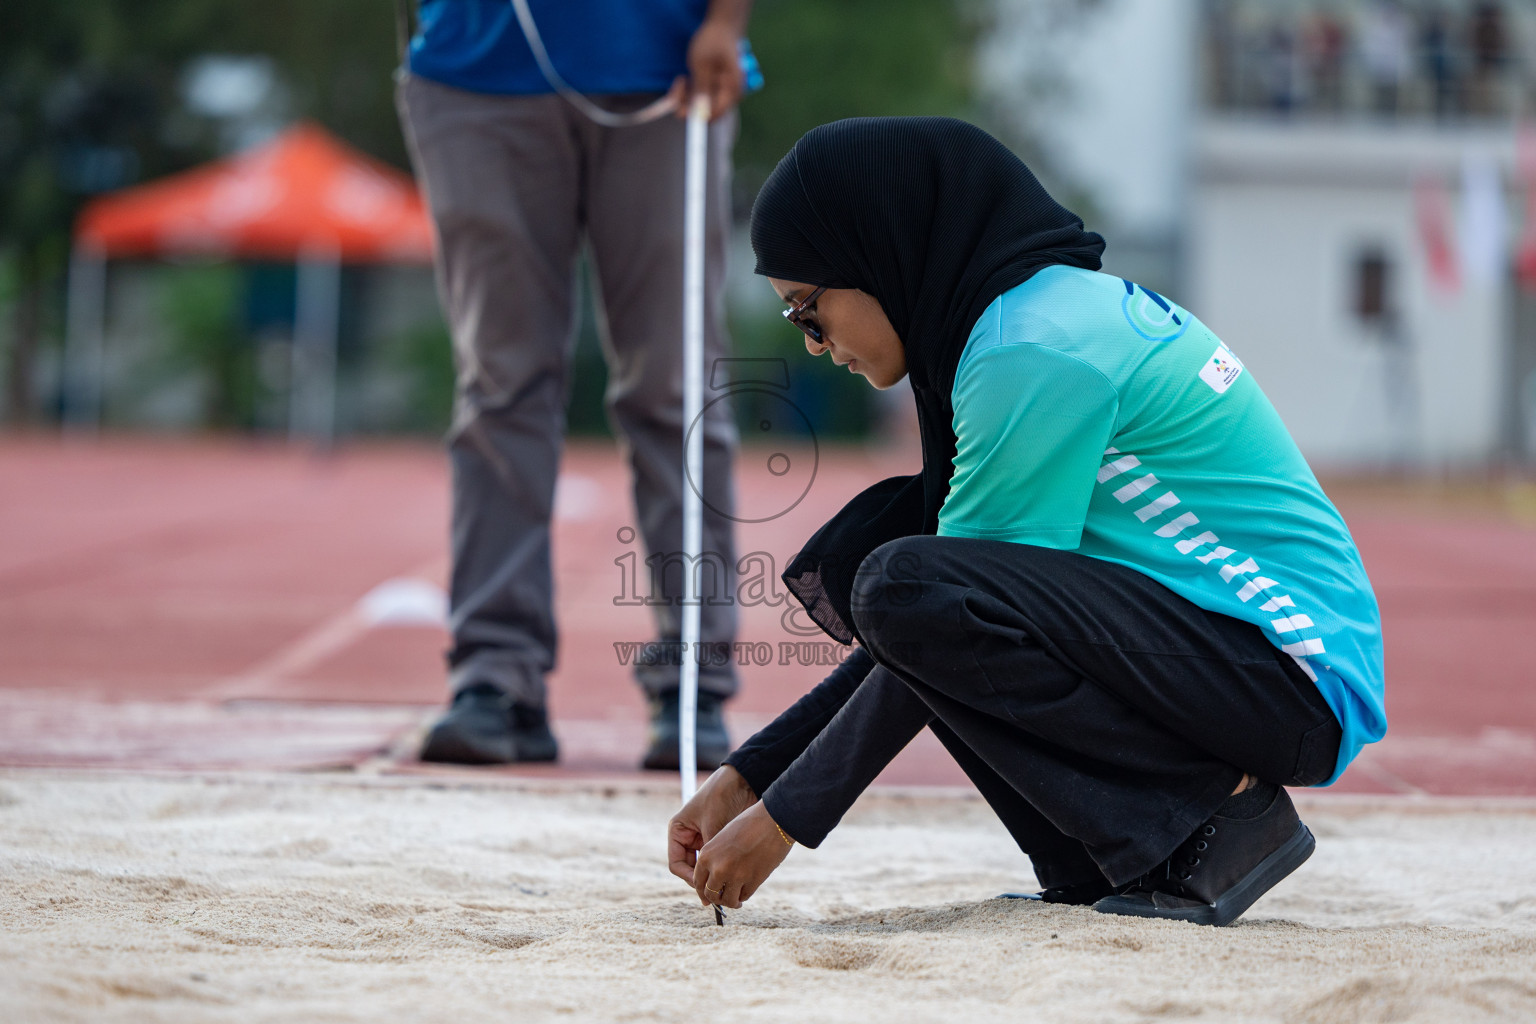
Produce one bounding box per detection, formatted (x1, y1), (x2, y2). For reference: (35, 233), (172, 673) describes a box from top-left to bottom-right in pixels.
(1189, 119), (1517, 468)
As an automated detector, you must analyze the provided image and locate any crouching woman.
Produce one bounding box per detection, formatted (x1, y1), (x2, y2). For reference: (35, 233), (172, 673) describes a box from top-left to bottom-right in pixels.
(666, 117), (1385, 926)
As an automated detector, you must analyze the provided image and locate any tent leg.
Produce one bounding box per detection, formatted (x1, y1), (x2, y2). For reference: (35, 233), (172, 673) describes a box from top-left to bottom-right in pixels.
(291, 248), (341, 448)
(63, 246), (107, 434)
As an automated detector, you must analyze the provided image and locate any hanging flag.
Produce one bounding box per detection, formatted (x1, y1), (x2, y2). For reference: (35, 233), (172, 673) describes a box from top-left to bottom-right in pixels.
(1515, 122), (1536, 290)
(1414, 174), (1459, 295)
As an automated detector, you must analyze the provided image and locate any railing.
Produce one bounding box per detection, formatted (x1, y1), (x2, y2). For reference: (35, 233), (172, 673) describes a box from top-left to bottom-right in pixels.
(1203, 0), (1533, 120)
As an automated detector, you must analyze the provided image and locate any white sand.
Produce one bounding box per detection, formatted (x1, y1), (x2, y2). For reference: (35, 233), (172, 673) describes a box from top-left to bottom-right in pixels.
(2, 771), (1534, 1024)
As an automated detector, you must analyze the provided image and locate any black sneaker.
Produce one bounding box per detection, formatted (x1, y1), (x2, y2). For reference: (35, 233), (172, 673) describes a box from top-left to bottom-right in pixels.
(641, 688), (730, 771)
(999, 879), (1118, 905)
(1092, 786), (1314, 927)
(419, 684), (559, 765)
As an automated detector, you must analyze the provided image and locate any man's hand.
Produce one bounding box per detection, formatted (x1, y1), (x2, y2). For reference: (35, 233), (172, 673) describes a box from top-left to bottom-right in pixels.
(666, 764), (758, 886)
(665, 3), (751, 121)
(691, 800), (794, 909)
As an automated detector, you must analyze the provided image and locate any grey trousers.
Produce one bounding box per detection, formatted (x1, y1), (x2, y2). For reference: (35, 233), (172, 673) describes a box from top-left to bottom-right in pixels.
(397, 74), (740, 706)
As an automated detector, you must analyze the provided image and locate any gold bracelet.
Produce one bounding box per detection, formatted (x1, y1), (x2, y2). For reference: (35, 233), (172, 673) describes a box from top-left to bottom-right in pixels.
(773, 822), (795, 847)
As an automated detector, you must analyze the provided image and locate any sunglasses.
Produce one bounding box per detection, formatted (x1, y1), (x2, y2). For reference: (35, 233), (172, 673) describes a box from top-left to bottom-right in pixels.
(781, 286), (828, 344)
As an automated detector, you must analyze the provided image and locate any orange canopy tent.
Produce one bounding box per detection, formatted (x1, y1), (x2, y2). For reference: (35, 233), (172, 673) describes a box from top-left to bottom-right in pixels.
(76, 121), (433, 262)
(66, 123), (435, 439)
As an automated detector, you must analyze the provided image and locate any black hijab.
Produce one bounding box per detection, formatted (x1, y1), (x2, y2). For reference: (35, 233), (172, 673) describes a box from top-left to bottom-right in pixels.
(751, 116), (1105, 644)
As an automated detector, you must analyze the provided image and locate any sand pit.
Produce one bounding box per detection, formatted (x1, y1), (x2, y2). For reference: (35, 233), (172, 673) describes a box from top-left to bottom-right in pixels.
(2, 771), (1534, 1023)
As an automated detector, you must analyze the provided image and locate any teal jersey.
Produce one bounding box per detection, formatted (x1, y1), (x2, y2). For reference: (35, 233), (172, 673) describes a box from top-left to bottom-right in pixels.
(938, 266), (1385, 784)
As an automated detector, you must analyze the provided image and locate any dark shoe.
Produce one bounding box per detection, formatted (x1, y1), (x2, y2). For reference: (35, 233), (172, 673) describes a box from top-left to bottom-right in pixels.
(999, 879), (1118, 905)
(419, 684), (559, 765)
(641, 688), (730, 771)
(1092, 786), (1314, 927)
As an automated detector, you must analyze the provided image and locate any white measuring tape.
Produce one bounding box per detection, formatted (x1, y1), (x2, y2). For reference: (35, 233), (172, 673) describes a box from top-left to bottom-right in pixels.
(506, 0), (710, 798)
(678, 92), (710, 800)
(508, 0), (678, 126)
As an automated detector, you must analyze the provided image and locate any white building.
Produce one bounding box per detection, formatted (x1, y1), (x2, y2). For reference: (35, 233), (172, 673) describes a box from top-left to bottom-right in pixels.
(985, 0), (1536, 469)
(1191, 119), (1524, 466)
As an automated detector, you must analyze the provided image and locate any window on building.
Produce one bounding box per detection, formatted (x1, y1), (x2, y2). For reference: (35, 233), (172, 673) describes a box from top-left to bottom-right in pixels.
(1353, 246), (1393, 325)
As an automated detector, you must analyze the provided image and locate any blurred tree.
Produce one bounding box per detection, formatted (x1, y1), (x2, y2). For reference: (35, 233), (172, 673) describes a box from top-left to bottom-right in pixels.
(211, 2), (405, 167)
(378, 318), (455, 436)
(158, 263), (254, 430)
(733, 0), (982, 207)
(0, 0), (402, 425)
(721, 0), (983, 439)
(1, 2), (178, 423)
(0, 0), (1069, 436)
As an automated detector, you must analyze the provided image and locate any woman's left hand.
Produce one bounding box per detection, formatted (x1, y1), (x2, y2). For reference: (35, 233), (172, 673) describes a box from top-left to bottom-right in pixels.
(692, 802), (795, 909)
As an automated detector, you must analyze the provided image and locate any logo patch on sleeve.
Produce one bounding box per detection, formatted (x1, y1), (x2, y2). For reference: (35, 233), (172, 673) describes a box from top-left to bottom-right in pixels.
(1120, 279), (1191, 343)
(1199, 343), (1244, 394)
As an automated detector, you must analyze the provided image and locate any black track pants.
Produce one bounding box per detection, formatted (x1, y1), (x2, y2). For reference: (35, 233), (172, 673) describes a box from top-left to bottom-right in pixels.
(727, 536), (1341, 886)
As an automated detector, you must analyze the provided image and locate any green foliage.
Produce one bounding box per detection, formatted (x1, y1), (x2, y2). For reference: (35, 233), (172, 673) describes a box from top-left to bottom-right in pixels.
(196, 1), (406, 168)
(0, 0), (985, 435)
(157, 263), (255, 429)
(0, 0), (405, 423)
(735, 0), (981, 198)
(0, 0), (405, 252)
(722, 0), (980, 439)
(377, 317), (456, 436)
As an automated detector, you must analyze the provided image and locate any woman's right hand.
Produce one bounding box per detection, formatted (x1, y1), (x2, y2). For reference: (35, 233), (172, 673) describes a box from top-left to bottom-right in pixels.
(666, 764), (758, 887)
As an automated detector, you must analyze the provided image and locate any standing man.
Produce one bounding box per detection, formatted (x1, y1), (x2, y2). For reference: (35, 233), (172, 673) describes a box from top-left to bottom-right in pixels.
(396, 0), (753, 769)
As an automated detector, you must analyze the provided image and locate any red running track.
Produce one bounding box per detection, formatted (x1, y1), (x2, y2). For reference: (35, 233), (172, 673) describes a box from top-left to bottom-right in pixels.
(0, 435), (1533, 796)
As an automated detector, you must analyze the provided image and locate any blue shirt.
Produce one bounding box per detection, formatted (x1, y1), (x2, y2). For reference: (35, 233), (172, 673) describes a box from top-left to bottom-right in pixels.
(408, 0), (707, 96)
(939, 267), (1387, 785)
